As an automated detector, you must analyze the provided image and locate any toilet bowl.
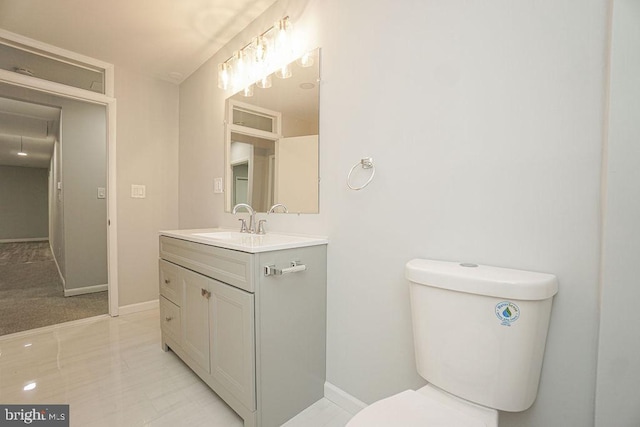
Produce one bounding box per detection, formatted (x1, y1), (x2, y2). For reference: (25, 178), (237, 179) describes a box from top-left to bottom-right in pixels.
(347, 259), (558, 427)
(347, 384), (498, 427)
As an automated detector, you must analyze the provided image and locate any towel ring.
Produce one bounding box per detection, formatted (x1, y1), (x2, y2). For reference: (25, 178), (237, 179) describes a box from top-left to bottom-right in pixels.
(347, 157), (375, 190)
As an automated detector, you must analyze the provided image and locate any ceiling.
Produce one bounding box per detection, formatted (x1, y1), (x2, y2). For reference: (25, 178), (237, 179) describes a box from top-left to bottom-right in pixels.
(0, 95), (60, 168)
(0, 0), (279, 83)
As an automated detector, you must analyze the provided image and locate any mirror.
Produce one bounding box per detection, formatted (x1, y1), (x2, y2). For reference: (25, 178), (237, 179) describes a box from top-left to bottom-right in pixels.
(225, 48), (320, 213)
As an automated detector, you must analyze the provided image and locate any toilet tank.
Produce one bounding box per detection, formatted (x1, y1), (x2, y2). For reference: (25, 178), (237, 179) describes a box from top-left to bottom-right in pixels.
(405, 259), (558, 412)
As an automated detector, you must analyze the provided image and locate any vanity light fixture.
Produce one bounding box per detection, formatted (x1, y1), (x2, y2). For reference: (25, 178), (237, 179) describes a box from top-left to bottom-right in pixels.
(218, 17), (302, 94)
(17, 136), (27, 156)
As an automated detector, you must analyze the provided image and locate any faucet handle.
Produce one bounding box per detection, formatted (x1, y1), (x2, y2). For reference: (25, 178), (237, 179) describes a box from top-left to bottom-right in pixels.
(257, 219), (267, 235)
(238, 218), (249, 233)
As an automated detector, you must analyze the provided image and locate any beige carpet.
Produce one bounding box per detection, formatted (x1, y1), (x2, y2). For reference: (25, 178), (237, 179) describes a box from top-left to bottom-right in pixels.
(0, 241), (108, 336)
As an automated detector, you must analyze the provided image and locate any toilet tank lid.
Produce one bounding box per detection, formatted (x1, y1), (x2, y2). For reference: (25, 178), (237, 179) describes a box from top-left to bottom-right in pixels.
(405, 259), (558, 300)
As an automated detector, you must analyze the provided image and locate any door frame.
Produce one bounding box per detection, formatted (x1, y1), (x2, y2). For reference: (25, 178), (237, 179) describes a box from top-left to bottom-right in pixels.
(0, 30), (119, 316)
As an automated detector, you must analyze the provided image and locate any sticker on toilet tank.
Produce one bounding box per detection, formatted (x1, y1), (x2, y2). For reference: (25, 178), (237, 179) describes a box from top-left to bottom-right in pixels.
(495, 301), (520, 326)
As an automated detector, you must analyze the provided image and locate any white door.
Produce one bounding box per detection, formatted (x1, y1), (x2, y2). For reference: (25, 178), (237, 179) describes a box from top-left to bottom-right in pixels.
(275, 135), (318, 213)
(181, 268), (211, 374)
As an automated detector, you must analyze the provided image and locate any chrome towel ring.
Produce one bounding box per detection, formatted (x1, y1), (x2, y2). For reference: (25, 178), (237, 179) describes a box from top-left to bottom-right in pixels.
(347, 157), (375, 190)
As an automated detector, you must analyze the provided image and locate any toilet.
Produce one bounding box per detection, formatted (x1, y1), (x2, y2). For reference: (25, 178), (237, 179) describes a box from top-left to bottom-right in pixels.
(347, 259), (558, 426)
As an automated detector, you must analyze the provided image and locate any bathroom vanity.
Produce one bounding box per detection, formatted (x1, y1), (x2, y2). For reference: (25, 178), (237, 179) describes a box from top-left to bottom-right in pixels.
(158, 229), (327, 427)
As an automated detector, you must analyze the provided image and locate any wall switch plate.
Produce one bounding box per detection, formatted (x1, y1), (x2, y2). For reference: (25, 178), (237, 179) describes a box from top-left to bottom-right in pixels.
(214, 177), (224, 193)
(131, 184), (146, 198)
(97, 187), (106, 199)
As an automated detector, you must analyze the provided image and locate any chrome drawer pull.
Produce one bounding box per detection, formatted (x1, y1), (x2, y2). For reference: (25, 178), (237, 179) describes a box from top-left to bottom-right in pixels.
(165, 316), (173, 322)
(201, 288), (211, 299)
(164, 279), (171, 284)
(264, 261), (307, 276)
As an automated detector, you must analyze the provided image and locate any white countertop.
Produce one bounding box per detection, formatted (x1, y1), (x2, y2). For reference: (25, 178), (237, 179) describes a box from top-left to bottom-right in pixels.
(159, 228), (328, 253)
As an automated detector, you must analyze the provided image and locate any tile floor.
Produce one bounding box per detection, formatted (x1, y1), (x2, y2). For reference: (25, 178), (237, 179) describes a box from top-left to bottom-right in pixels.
(0, 309), (352, 427)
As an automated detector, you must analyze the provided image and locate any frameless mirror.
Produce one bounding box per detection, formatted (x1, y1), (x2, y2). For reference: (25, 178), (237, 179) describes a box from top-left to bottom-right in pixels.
(224, 48), (320, 213)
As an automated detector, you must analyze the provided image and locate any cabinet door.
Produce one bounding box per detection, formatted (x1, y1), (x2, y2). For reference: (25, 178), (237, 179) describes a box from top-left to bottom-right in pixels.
(181, 268), (211, 374)
(210, 279), (256, 410)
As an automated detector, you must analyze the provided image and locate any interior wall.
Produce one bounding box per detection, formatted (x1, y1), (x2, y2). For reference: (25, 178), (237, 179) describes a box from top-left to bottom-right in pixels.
(178, 1), (608, 426)
(0, 165), (48, 240)
(595, 0), (640, 425)
(114, 66), (179, 307)
(59, 99), (108, 290)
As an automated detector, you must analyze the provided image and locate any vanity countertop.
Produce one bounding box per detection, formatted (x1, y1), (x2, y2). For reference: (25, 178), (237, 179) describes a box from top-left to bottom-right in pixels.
(159, 228), (328, 253)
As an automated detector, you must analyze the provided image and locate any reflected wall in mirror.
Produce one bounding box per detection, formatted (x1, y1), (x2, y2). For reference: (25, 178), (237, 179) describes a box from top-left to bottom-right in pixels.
(224, 48), (320, 214)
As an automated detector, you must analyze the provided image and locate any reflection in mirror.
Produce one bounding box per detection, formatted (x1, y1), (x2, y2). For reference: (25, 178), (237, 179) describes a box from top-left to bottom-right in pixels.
(225, 48), (320, 214)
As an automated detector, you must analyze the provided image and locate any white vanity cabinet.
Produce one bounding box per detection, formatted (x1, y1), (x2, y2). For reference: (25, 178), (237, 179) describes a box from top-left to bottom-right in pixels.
(158, 232), (327, 427)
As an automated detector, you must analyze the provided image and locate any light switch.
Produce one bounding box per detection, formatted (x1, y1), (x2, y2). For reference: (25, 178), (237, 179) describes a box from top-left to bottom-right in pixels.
(131, 184), (146, 198)
(214, 177), (223, 194)
(97, 187), (106, 199)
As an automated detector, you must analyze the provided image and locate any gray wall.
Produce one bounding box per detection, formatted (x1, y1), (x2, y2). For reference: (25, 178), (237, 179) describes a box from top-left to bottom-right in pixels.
(0, 165), (48, 240)
(0, 83), (107, 290)
(178, 1), (608, 426)
(60, 98), (108, 289)
(114, 66), (180, 307)
(595, 1), (640, 425)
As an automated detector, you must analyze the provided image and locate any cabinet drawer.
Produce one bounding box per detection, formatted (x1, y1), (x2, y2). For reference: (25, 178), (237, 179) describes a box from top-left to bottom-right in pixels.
(159, 236), (254, 293)
(159, 259), (181, 305)
(160, 296), (181, 344)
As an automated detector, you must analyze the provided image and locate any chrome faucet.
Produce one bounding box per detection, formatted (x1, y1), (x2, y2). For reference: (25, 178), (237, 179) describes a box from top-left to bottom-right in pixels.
(268, 203), (289, 214)
(232, 203), (256, 233)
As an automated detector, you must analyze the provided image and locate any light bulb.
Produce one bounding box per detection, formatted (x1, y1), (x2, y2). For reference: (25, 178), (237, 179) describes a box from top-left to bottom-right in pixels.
(253, 36), (269, 64)
(256, 74), (272, 89)
(274, 18), (292, 52)
(296, 51), (314, 68)
(242, 84), (254, 97)
(275, 63), (292, 79)
(217, 62), (230, 90)
(17, 137), (27, 156)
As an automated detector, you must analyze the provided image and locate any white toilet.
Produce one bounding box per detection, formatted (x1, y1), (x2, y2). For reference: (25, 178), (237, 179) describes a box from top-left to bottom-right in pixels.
(347, 259), (558, 426)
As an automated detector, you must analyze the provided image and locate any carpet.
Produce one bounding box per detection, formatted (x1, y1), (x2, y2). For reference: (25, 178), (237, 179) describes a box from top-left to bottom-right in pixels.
(0, 241), (108, 336)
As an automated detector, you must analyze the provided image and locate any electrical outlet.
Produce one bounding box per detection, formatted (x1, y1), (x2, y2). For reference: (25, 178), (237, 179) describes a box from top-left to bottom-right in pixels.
(97, 187), (106, 199)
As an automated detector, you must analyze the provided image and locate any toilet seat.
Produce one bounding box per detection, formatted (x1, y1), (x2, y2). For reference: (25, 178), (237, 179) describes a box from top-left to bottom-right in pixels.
(346, 388), (494, 427)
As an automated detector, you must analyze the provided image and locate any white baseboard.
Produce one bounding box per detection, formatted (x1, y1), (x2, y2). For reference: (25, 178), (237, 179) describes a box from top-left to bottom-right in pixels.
(118, 299), (159, 316)
(64, 284), (107, 297)
(0, 237), (48, 243)
(324, 382), (368, 415)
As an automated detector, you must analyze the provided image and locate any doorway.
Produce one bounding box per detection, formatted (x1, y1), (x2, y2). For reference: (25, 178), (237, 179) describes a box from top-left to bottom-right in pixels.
(0, 29), (119, 330)
(0, 91), (109, 335)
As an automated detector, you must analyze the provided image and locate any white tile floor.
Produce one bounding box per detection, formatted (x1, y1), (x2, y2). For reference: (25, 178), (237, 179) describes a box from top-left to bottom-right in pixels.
(0, 309), (352, 427)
